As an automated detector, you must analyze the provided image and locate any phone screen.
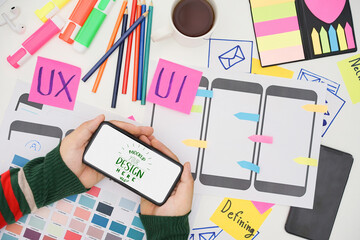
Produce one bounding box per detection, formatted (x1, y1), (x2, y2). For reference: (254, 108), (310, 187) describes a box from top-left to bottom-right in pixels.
(200, 78), (262, 190)
(150, 77), (208, 180)
(255, 86), (317, 196)
(83, 123), (183, 205)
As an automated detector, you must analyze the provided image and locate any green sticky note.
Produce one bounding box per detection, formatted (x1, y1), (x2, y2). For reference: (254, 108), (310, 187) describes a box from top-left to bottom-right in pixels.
(337, 54), (360, 104)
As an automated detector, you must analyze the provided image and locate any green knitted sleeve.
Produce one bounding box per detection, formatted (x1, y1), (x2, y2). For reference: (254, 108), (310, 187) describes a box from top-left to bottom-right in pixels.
(23, 144), (87, 209)
(140, 212), (190, 240)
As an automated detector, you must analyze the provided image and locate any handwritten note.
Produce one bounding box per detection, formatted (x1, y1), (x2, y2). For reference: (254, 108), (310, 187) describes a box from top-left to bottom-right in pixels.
(337, 54), (360, 104)
(210, 198), (272, 240)
(146, 59), (203, 114)
(29, 57), (81, 110)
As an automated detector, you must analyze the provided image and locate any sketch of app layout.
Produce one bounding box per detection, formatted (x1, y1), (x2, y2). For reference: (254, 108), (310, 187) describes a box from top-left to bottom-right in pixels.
(254, 86), (317, 197)
(150, 77), (209, 180)
(8, 120), (62, 160)
(200, 79), (263, 190)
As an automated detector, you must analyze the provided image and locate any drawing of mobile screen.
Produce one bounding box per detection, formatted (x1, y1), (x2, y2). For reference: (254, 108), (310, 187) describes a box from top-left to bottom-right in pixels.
(150, 77), (209, 180)
(8, 121), (63, 160)
(254, 86), (317, 197)
(200, 78), (263, 190)
(83, 122), (183, 206)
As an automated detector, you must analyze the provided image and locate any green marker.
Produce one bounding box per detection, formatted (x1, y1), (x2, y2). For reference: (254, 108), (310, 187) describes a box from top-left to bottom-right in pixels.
(74, 0), (116, 52)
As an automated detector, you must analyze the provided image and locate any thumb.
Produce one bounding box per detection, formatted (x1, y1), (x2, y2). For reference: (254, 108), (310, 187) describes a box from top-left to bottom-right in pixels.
(75, 114), (105, 146)
(176, 162), (194, 203)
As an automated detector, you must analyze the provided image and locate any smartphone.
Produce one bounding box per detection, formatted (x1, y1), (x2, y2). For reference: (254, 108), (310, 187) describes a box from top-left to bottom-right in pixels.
(200, 78), (263, 190)
(150, 77), (209, 180)
(254, 85), (317, 197)
(83, 121), (183, 206)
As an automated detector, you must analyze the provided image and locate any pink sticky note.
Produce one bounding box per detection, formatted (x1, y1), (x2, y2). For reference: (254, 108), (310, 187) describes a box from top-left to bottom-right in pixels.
(146, 59), (203, 114)
(128, 115), (136, 121)
(29, 57), (81, 110)
(251, 201), (275, 215)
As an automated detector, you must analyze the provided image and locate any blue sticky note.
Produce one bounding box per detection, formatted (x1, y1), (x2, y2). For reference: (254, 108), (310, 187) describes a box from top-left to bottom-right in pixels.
(237, 161), (260, 173)
(196, 89), (213, 98)
(234, 112), (259, 122)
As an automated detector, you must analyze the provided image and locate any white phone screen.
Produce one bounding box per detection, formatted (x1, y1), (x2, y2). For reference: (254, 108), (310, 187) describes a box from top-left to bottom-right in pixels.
(84, 124), (182, 204)
(202, 88), (261, 179)
(256, 96), (315, 186)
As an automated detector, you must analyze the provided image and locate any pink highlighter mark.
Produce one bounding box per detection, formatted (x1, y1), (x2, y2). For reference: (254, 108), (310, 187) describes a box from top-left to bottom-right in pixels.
(344, 22), (355, 49)
(248, 135), (273, 144)
(251, 201), (275, 214)
(254, 16), (300, 37)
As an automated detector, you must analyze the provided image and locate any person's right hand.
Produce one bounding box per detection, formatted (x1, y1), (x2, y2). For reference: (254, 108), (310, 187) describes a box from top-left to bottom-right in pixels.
(140, 137), (194, 216)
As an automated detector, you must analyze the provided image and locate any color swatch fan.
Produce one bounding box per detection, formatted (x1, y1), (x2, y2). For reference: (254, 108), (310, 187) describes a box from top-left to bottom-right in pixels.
(249, 0), (357, 66)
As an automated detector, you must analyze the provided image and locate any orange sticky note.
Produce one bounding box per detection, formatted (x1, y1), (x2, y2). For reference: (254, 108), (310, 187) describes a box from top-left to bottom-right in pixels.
(210, 198), (272, 240)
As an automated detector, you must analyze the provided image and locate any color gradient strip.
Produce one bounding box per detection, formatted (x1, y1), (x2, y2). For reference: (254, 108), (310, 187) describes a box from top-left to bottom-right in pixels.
(254, 16), (299, 37)
(260, 45), (305, 66)
(237, 161), (260, 173)
(234, 112), (260, 122)
(251, 1), (297, 23)
(248, 135), (273, 143)
(250, 0), (294, 8)
(302, 104), (328, 113)
(182, 139), (207, 148)
(257, 30), (303, 52)
(294, 157), (318, 166)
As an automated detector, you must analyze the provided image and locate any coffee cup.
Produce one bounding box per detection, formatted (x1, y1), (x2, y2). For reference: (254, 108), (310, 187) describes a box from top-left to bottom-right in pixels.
(152, 0), (218, 47)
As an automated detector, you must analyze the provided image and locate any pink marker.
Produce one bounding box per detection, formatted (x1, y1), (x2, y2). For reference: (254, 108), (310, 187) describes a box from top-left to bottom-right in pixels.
(248, 135), (273, 144)
(7, 15), (65, 68)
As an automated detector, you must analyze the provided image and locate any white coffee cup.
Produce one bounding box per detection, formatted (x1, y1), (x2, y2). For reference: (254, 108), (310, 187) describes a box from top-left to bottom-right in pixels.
(152, 0), (218, 47)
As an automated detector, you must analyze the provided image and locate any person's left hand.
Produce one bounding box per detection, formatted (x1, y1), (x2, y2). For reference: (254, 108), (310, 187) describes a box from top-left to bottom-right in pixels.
(60, 115), (154, 188)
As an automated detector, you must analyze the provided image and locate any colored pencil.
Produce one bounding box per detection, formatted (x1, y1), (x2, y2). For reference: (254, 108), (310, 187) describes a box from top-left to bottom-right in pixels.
(137, 0), (146, 100)
(141, 0), (153, 105)
(92, 0), (128, 93)
(112, 8), (128, 108)
(132, 0), (141, 101)
(122, 0), (138, 94)
(82, 11), (148, 82)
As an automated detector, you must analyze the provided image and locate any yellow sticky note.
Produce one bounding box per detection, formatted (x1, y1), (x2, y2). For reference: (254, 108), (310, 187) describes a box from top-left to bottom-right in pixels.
(182, 139), (207, 148)
(210, 198), (272, 240)
(302, 104), (328, 113)
(337, 54), (360, 104)
(294, 157), (318, 166)
(251, 58), (294, 79)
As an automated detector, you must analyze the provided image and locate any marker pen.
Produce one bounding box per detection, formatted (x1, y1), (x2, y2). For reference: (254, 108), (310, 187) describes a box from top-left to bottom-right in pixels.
(73, 0), (116, 52)
(59, 0), (98, 44)
(7, 16), (65, 69)
(35, 0), (71, 22)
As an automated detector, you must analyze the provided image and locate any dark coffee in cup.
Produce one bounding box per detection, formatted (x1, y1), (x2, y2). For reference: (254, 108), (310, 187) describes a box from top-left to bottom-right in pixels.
(172, 0), (215, 37)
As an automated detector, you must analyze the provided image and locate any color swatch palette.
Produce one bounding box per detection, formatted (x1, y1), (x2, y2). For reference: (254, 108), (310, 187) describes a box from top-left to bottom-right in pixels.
(0, 171), (145, 240)
(249, 0), (357, 66)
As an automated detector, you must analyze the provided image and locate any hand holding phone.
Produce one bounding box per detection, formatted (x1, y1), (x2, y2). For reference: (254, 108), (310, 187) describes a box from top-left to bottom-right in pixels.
(83, 121), (184, 206)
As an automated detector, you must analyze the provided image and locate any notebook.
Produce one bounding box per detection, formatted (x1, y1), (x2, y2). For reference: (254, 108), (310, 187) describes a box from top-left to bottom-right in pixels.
(249, 0), (357, 66)
(285, 145), (353, 240)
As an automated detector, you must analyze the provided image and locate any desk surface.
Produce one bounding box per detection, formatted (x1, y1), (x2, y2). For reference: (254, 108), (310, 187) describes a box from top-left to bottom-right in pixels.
(0, 0), (359, 239)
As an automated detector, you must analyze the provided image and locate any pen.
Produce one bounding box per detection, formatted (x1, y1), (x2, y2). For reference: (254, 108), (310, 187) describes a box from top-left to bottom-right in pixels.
(73, 0), (116, 52)
(82, 11), (148, 82)
(59, 0), (98, 44)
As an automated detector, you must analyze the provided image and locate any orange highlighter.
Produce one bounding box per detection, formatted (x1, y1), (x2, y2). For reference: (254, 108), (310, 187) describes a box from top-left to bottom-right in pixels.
(59, 0), (98, 44)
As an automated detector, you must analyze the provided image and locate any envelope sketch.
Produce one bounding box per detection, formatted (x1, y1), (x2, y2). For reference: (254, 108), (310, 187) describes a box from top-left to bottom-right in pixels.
(218, 45), (245, 70)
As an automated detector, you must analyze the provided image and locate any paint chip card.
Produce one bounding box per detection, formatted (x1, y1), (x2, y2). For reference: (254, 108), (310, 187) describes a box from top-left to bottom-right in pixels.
(29, 57), (81, 110)
(337, 54), (360, 104)
(210, 198), (272, 240)
(146, 59), (203, 114)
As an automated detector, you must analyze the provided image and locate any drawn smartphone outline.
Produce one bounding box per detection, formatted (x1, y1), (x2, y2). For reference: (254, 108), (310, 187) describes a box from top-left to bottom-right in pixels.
(150, 77), (209, 180)
(200, 78), (263, 190)
(8, 120), (63, 159)
(15, 93), (43, 112)
(254, 85), (317, 197)
(83, 122), (183, 206)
